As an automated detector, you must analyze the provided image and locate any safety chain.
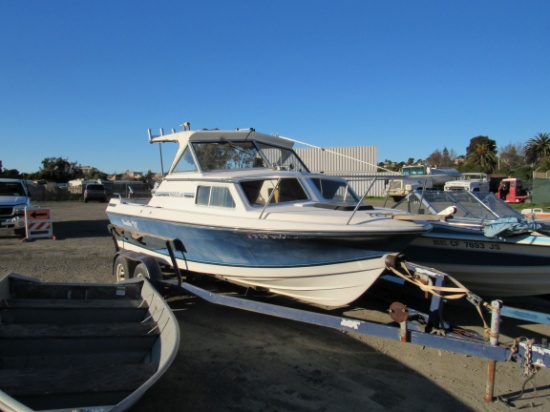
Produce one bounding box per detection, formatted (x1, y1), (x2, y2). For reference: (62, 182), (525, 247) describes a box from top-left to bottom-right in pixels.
(507, 336), (525, 362)
(499, 337), (541, 406)
(507, 337), (541, 377)
(522, 339), (540, 378)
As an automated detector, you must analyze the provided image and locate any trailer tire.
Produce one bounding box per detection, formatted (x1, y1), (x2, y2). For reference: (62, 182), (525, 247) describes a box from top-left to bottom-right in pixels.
(134, 263), (150, 279)
(133, 260), (163, 283)
(114, 255), (135, 282)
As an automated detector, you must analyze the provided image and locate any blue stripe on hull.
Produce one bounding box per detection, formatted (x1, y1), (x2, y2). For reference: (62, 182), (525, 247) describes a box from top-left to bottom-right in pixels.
(108, 213), (415, 268)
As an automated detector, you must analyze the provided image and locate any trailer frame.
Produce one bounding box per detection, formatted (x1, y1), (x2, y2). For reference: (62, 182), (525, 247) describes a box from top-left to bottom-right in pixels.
(108, 225), (550, 402)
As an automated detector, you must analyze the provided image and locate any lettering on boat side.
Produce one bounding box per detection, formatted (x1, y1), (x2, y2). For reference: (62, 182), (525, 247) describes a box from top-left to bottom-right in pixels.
(184, 192), (195, 198)
(341, 319), (360, 330)
(155, 191), (186, 197)
(246, 233), (299, 240)
(121, 218), (138, 229)
(432, 239), (501, 250)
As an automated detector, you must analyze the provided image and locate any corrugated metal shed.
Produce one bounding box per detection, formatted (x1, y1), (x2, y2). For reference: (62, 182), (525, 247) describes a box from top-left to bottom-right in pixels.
(295, 146), (398, 197)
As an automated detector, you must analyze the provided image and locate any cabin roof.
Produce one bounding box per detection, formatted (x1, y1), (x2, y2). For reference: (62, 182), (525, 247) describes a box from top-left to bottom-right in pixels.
(149, 129), (295, 149)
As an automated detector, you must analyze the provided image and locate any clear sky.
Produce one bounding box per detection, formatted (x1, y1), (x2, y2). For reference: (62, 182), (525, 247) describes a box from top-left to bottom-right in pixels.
(1, 1), (549, 174)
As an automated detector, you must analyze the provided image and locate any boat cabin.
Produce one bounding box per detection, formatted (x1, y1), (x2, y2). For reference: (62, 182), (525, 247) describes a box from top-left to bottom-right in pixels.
(148, 128), (363, 211)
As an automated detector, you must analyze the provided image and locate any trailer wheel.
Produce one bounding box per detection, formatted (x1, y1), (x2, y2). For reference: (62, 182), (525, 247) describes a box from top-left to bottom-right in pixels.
(133, 260), (163, 282)
(114, 255), (134, 282)
(133, 263), (150, 279)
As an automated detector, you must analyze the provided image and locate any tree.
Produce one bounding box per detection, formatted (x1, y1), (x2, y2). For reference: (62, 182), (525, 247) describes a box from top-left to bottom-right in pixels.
(141, 170), (156, 185)
(426, 147), (454, 167)
(82, 167), (107, 180)
(498, 143), (526, 173)
(441, 147), (455, 167)
(464, 136), (498, 173)
(426, 150), (442, 167)
(525, 132), (550, 166)
(38, 157), (83, 183)
(0, 168), (22, 178)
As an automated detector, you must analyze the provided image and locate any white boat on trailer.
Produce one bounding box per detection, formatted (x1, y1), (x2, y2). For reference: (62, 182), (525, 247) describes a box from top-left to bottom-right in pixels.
(106, 124), (431, 307)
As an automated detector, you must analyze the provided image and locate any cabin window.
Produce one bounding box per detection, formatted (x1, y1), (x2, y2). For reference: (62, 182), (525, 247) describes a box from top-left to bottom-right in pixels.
(172, 146), (197, 173)
(240, 178), (308, 205)
(310, 178), (359, 204)
(196, 186), (236, 208)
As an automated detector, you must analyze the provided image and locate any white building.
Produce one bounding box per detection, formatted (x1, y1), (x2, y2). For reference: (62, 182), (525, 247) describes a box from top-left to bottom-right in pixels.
(295, 146), (395, 197)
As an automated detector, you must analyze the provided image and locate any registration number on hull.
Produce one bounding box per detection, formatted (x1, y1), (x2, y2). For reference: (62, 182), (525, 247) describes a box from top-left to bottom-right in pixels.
(433, 239), (501, 251)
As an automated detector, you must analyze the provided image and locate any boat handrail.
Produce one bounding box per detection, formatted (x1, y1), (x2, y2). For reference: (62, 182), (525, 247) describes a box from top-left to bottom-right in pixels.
(346, 177), (377, 225)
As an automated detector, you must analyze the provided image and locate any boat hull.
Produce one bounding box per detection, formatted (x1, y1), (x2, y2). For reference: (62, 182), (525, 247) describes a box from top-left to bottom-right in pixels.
(402, 224), (550, 297)
(106, 211), (419, 306)
(0, 273), (180, 412)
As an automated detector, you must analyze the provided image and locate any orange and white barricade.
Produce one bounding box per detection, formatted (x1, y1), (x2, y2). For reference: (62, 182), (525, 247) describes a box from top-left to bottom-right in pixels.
(25, 206), (54, 240)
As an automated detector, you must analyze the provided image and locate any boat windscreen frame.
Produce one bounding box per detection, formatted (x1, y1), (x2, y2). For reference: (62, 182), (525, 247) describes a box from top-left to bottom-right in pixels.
(255, 141), (310, 172)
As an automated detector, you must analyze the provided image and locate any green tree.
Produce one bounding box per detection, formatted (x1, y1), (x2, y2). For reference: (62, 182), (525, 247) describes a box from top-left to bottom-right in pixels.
(525, 132), (550, 167)
(141, 170), (156, 185)
(38, 157), (83, 183)
(82, 167), (107, 180)
(464, 136), (498, 173)
(0, 168), (22, 178)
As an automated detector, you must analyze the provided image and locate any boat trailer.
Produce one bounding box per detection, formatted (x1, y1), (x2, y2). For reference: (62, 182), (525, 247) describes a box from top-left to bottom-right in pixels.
(109, 227), (550, 403)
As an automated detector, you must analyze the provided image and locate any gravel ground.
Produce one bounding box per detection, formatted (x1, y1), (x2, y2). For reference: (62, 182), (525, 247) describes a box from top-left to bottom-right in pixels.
(1, 201), (550, 411)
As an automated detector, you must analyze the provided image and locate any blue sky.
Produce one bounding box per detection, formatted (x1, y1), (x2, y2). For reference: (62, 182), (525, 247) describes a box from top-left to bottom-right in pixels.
(1, 1), (549, 174)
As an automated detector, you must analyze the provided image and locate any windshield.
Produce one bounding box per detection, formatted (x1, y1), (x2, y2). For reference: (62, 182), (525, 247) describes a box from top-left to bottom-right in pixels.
(256, 142), (308, 171)
(402, 166), (427, 176)
(0, 181), (26, 196)
(310, 178), (359, 204)
(392, 190), (521, 220)
(191, 140), (309, 172)
(86, 184), (105, 191)
(192, 141), (266, 171)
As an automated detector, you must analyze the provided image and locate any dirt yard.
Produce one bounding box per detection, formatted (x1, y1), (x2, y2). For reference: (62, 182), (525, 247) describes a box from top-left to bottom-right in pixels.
(1, 201), (550, 411)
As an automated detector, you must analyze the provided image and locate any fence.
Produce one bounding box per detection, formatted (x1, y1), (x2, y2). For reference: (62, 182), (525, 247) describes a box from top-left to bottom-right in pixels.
(532, 178), (550, 204)
(28, 182), (152, 201)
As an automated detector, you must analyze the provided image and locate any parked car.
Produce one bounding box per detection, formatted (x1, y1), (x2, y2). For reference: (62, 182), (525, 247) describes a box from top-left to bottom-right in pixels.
(84, 183), (107, 202)
(0, 178), (31, 235)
